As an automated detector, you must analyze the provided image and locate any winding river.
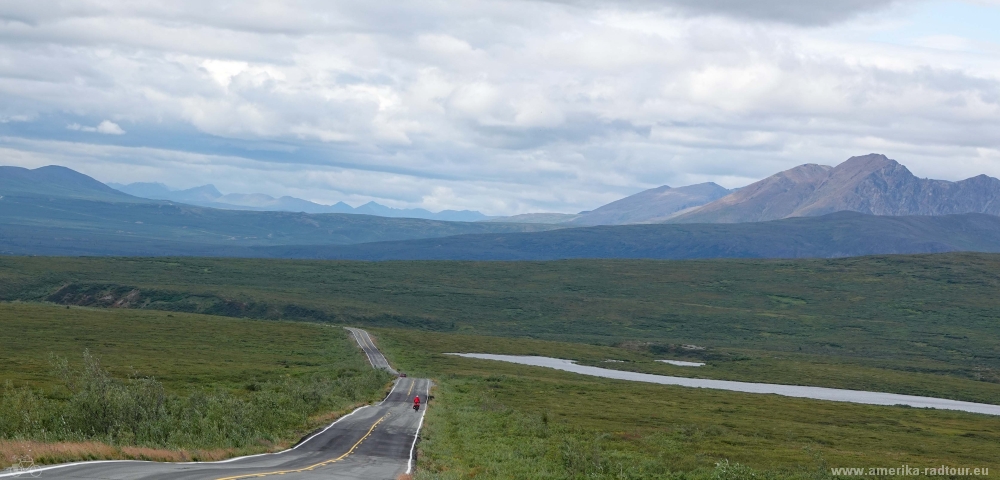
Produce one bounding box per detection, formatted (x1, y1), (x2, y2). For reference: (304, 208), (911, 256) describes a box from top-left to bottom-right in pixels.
(447, 353), (1000, 416)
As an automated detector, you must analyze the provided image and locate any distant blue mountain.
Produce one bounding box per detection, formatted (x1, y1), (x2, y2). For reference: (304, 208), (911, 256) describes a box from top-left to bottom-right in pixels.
(107, 182), (490, 221)
(352, 201), (489, 222)
(3, 166), (138, 202)
(484, 182), (733, 225)
(0, 165), (559, 257)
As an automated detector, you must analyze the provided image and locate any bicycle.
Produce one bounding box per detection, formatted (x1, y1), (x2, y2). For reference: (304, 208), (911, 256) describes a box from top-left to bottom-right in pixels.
(3, 456), (41, 478)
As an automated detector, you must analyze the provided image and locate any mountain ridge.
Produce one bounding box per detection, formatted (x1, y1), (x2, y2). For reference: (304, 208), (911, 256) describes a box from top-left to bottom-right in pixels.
(7, 157), (1000, 261)
(255, 212), (1000, 261)
(672, 154), (1000, 223)
(2, 166), (142, 202)
(0, 165), (562, 253)
(108, 182), (490, 221)
(566, 182), (732, 225)
(487, 182), (732, 225)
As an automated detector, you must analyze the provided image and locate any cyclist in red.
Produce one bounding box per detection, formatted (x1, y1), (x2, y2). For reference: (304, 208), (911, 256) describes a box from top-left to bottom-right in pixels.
(413, 395), (420, 411)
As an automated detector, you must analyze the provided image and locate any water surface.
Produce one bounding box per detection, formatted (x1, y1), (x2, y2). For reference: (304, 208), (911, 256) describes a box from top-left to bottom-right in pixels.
(657, 359), (705, 367)
(447, 353), (1000, 416)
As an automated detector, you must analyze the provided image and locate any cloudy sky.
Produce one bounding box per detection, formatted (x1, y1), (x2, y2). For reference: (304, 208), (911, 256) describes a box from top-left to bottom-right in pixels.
(2, 1), (1000, 214)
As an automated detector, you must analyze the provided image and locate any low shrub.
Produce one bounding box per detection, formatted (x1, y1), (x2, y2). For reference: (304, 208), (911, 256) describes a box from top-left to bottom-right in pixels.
(0, 351), (391, 452)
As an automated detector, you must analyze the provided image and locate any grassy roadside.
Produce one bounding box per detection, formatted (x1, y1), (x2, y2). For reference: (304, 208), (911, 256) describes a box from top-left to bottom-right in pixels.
(0, 302), (393, 468)
(372, 329), (1000, 479)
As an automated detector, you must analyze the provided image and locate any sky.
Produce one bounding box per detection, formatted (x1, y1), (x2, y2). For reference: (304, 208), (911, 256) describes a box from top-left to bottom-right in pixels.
(1, 0), (1000, 215)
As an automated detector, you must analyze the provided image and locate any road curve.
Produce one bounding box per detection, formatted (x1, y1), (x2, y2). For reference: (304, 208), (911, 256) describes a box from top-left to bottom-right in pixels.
(3, 329), (429, 480)
(346, 327), (398, 375)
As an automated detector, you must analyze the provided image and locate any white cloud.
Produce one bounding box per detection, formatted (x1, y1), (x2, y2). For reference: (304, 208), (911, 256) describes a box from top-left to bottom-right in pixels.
(96, 120), (126, 135)
(67, 120), (126, 135)
(2, 1), (1000, 214)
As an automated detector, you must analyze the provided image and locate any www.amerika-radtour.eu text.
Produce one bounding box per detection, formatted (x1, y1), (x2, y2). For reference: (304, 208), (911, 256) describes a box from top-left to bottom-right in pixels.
(831, 466), (989, 477)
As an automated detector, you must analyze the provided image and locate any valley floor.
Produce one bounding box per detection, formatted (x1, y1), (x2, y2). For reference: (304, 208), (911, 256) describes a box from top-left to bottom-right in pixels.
(3, 254), (1000, 478)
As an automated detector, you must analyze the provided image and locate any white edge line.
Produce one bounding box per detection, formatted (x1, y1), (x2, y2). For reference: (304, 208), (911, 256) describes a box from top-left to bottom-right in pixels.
(378, 376), (402, 406)
(362, 330), (385, 369)
(347, 327), (377, 369)
(0, 402), (379, 478)
(355, 328), (397, 374)
(0, 334), (404, 478)
(362, 329), (393, 371)
(346, 327), (373, 367)
(405, 380), (431, 475)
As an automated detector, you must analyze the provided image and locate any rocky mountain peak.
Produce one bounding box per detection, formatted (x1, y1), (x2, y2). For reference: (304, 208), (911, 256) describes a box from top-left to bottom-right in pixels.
(834, 153), (895, 173)
(777, 163), (832, 184)
(672, 154), (1000, 223)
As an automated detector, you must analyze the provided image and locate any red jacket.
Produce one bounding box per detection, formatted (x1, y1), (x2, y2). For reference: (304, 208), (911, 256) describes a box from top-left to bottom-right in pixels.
(414, 396), (420, 404)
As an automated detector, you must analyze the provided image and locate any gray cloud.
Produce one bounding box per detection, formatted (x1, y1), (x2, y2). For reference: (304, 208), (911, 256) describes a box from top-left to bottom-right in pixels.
(552, 0), (907, 25)
(659, 0), (903, 26)
(0, 0), (998, 215)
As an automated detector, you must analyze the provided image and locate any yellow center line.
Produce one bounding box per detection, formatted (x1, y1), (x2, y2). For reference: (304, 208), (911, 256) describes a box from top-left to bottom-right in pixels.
(406, 379), (415, 397)
(215, 412), (390, 480)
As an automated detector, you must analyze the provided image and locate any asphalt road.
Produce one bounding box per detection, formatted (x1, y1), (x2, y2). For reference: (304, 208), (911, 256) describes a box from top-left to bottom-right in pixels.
(346, 327), (398, 375)
(5, 329), (429, 480)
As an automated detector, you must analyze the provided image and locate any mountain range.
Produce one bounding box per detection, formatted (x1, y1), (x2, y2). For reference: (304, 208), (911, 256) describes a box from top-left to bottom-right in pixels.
(0, 165), (558, 256)
(489, 154), (1000, 226)
(108, 182), (491, 222)
(4, 154), (1000, 260)
(107, 154), (1000, 228)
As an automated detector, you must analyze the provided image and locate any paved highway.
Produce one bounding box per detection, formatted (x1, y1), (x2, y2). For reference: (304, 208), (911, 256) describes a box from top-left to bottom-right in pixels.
(346, 327), (398, 375)
(3, 329), (428, 480)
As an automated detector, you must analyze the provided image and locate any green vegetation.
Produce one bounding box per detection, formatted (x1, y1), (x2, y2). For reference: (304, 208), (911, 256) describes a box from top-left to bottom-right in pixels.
(373, 329), (1000, 479)
(372, 330), (1000, 405)
(267, 211), (1000, 261)
(0, 303), (392, 467)
(1, 253), (998, 388)
(2, 253), (999, 476)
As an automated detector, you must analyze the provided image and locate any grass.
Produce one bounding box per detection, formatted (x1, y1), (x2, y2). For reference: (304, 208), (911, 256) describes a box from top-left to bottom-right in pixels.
(2, 254), (1000, 476)
(372, 329), (1000, 479)
(0, 439), (239, 467)
(0, 302), (393, 468)
(0, 302), (368, 392)
(1, 253), (998, 385)
(370, 331), (1000, 405)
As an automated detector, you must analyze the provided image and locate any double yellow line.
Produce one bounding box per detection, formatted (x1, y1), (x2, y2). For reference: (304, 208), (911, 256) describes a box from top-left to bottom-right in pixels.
(215, 412), (390, 480)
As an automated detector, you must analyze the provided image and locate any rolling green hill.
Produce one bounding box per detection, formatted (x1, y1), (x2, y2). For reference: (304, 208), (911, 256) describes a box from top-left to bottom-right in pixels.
(2, 250), (999, 476)
(1, 253), (998, 383)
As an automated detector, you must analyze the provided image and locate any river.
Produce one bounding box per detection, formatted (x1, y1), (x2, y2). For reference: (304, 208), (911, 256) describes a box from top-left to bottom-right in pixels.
(447, 353), (1000, 416)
